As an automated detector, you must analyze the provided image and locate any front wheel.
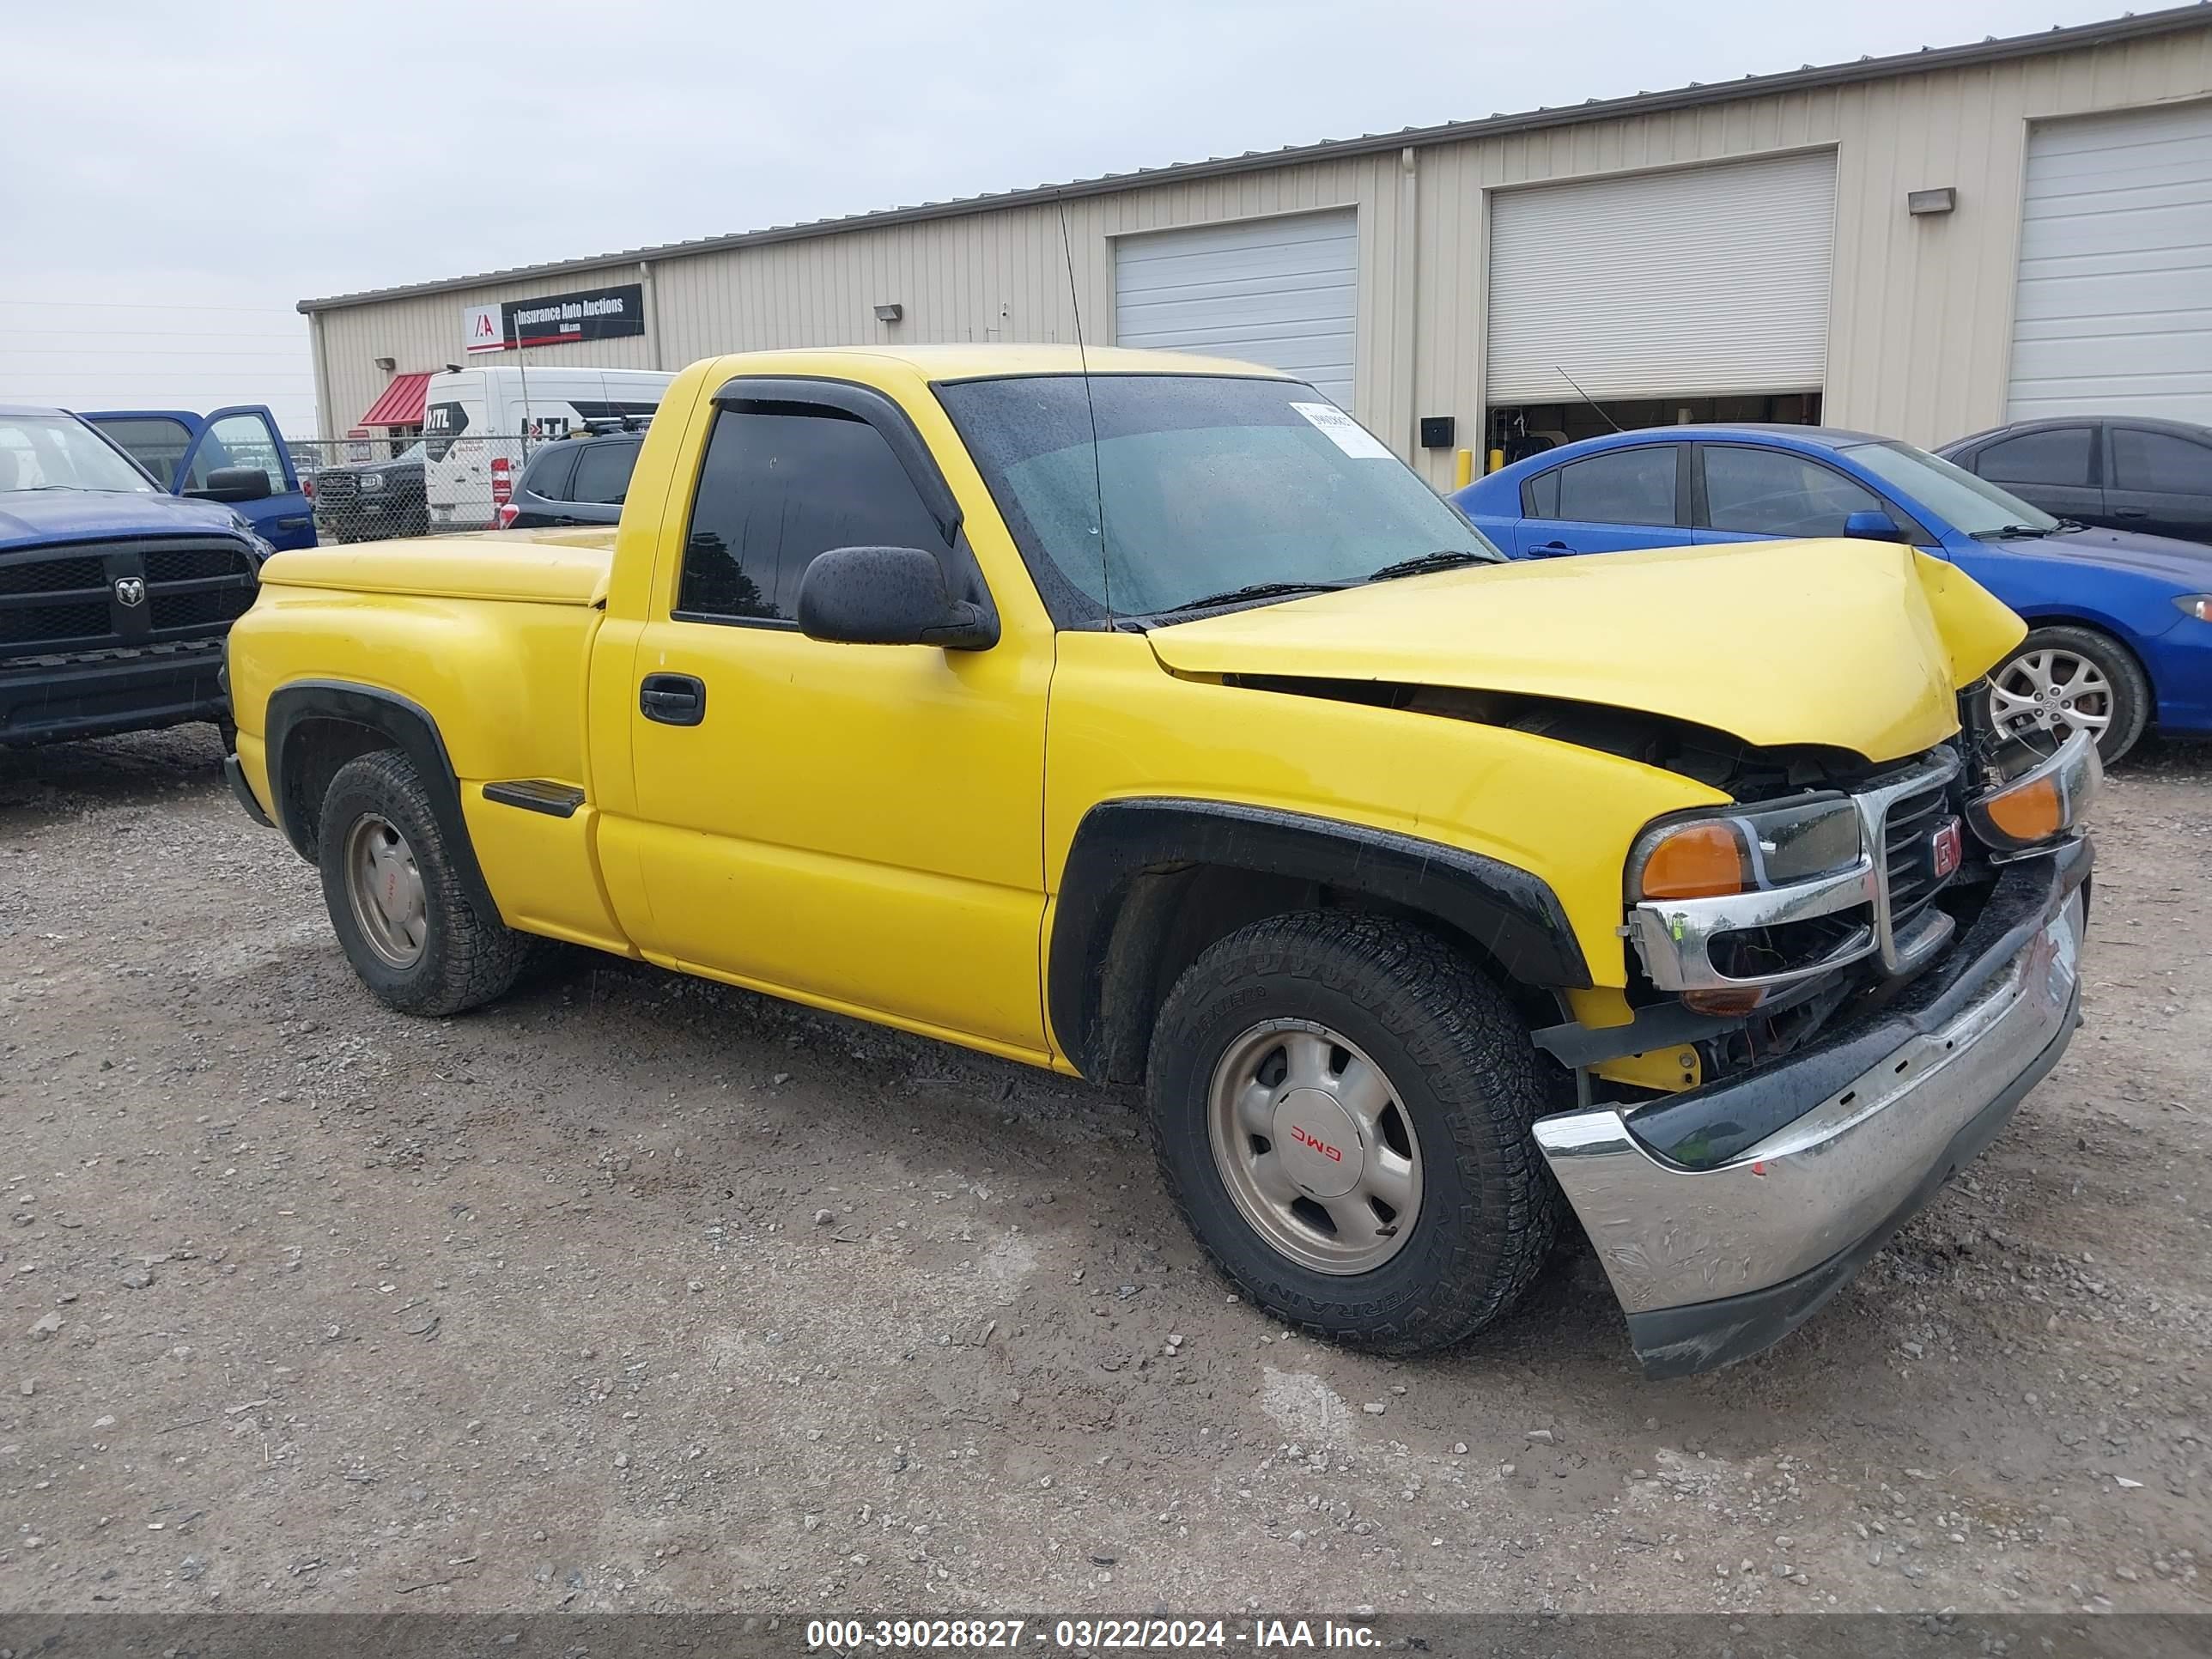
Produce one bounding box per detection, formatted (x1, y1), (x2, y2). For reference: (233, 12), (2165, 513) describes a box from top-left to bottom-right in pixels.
(1988, 625), (2149, 764)
(1146, 911), (1559, 1355)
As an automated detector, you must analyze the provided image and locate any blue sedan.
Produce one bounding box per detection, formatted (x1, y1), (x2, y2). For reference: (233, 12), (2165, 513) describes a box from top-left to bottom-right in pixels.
(1453, 425), (2212, 763)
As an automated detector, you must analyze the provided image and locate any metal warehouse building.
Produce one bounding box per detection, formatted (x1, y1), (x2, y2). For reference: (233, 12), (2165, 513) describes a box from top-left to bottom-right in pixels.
(301, 6), (2212, 484)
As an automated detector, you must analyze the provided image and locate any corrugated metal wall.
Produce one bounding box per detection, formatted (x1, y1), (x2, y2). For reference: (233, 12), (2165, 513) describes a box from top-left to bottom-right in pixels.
(311, 25), (2212, 483)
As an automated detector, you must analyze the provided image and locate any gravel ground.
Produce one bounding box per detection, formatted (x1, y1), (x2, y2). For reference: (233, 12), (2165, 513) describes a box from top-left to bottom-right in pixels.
(1, 723), (2207, 1618)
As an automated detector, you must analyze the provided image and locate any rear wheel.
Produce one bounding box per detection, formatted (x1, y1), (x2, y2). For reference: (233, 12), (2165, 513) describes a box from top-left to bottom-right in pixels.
(1146, 911), (1559, 1355)
(317, 750), (528, 1016)
(1988, 625), (2148, 763)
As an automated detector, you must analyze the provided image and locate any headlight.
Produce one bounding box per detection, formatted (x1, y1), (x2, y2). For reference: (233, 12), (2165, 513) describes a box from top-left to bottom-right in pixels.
(361, 471), (386, 490)
(1629, 796), (1863, 901)
(2174, 595), (2212, 623)
(1967, 727), (2100, 854)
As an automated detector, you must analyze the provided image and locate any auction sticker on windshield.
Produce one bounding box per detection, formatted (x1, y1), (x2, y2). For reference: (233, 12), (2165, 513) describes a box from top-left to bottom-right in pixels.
(1290, 402), (1392, 459)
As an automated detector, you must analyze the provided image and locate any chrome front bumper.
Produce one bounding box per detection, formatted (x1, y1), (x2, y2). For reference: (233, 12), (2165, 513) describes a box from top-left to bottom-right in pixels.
(1534, 844), (2088, 1376)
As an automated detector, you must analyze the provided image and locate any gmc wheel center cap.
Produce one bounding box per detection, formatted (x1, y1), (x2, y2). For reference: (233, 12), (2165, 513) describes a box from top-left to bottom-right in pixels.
(1273, 1088), (1364, 1198)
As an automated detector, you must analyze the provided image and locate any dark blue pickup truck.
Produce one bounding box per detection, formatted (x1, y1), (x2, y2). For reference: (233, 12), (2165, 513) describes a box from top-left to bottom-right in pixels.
(82, 404), (317, 551)
(1, 405), (268, 746)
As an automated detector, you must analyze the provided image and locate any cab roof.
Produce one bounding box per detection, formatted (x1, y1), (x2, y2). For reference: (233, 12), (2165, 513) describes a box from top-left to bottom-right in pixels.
(698, 343), (1296, 383)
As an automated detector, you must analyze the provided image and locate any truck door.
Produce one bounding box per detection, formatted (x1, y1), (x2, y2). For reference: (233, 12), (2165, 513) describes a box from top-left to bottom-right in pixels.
(617, 386), (1052, 1058)
(180, 408), (317, 549)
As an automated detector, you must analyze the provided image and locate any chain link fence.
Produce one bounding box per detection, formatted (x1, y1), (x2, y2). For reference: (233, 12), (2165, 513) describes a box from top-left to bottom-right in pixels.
(293, 435), (541, 544)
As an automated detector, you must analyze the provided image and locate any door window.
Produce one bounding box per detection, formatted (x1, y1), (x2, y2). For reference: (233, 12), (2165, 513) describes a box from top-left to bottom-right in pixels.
(1542, 447), (1676, 526)
(2112, 428), (2211, 495)
(88, 416), (192, 485)
(1973, 428), (2094, 489)
(677, 407), (949, 624)
(1702, 447), (1883, 537)
(186, 413), (288, 490)
(570, 438), (639, 505)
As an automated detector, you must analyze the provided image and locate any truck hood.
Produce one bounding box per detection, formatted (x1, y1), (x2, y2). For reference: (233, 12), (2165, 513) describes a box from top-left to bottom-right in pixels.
(1146, 538), (2026, 763)
(0, 488), (244, 551)
(260, 526), (617, 606)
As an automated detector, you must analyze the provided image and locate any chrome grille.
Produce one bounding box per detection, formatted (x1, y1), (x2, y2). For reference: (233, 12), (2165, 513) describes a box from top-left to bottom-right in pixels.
(1881, 777), (1956, 928)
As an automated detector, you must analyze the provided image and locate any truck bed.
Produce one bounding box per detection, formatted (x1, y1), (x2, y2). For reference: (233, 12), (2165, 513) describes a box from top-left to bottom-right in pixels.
(258, 526), (616, 606)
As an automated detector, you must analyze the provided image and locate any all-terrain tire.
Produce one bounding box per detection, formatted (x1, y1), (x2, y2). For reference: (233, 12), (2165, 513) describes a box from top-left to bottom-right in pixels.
(317, 749), (529, 1017)
(1146, 910), (1559, 1356)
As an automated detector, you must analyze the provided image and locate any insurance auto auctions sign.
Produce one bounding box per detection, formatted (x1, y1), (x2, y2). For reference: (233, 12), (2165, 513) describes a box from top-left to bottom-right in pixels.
(463, 283), (645, 353)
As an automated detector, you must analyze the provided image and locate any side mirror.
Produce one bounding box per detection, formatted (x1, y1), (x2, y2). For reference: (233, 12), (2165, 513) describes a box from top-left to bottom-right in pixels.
(796, 545), (997, 650)
(1843, 508), (1906, 542)
(186, 466), (274, 503)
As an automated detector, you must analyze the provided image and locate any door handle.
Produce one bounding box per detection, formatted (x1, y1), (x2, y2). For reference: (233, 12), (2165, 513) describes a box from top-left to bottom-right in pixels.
(2113, 507), (2148, 519)
(1530, 540), (1578, 556)
(640, 672), (706, 726)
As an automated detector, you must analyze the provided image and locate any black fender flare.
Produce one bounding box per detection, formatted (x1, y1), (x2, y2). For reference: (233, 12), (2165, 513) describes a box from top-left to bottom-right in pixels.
(264, 680), (501, 922)
(1048, 798), (1592, 1079)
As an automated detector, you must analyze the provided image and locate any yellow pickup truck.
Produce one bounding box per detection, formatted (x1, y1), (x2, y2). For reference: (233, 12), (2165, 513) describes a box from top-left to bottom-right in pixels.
(222, 344), (2096, 1376)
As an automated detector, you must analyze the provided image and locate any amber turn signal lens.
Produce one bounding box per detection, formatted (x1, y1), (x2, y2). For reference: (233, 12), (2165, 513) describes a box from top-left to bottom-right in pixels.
(1639, 822), (1746, 899)
(1982, 774), (2064, 842)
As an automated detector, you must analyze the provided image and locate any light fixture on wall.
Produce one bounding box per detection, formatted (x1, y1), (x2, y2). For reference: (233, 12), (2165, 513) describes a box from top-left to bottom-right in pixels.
(373, 356), (396, 372)
(873, 303), (904, 323)
(1907, 187), (1957, 216)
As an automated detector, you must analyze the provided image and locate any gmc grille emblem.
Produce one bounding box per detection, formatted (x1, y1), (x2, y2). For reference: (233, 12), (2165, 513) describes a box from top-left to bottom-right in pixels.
(1930, 817), (1963, 879)
(113, 577), (146, 608)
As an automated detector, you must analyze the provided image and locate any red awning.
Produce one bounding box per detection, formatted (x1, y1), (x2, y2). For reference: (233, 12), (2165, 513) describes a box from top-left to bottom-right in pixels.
(359, 372), (431, 428)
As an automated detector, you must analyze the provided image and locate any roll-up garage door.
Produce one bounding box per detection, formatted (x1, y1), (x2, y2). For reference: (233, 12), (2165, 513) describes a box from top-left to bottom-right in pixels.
(2008, 102), (2212, 422)
(1486, 151), (1837, 404)
(1114, 210), (1358, 406)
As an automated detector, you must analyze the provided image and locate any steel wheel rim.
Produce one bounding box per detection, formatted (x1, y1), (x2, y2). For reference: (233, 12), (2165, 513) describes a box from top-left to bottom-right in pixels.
(1206, 1018), (1422, 1276)
(1990, 648), (2113, 749)
(343, 813), (428, 969)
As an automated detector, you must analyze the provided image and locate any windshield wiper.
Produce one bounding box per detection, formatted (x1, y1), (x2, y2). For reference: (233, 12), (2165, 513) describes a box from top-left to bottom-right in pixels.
(1972, 523), (2057, 540)
(1152, 580), (1355, 617)
(1365, 549), (1500, 582)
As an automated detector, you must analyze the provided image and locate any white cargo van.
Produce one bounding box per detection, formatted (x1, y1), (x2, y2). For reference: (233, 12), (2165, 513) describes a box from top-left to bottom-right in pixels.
(421, 366), (673, 527)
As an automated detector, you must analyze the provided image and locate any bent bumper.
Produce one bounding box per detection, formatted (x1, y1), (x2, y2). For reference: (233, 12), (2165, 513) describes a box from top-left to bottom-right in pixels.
(1534, 842), (2089, 1377)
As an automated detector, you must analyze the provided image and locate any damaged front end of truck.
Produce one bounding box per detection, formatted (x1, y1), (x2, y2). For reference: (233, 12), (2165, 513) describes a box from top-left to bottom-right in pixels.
(1530, 699), (2097, 1376)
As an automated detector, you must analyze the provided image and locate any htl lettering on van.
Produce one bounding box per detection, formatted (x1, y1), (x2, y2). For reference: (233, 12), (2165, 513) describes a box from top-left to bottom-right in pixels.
(421, 367), (673, 528)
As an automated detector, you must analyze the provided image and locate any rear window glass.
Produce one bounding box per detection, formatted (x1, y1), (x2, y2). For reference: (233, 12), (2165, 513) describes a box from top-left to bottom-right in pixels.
(571, 439), (639, 505)
(1975, 428), (2093, 489)
(1549, 447), (1676, 526)
(523, 445), (579, 501)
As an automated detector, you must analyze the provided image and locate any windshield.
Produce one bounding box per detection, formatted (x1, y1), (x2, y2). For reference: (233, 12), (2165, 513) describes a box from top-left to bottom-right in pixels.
(0, 413), (157, 494)
(1843, 440), (2059, 538)
(936, 374), (1498, 618)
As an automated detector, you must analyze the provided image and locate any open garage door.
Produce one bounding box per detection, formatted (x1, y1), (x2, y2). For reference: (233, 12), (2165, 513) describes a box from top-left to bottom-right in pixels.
(2008, 102), (2212, 423)
(1486, 151), (1836, 443)
(1114, 210), (1358, 406)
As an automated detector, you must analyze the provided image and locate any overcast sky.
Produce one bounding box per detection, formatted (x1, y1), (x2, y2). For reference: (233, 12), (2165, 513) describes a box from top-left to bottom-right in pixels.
(2, 0), (2145, 435)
